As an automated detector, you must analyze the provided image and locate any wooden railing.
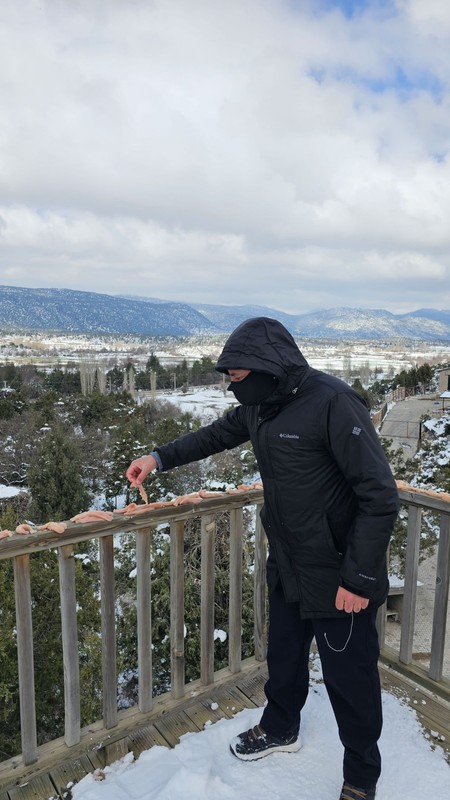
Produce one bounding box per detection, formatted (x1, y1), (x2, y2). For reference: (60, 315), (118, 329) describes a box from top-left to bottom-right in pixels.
(1, 483), (449, 778)
(381, 484), (450, 689)
(0, 491), (267, 773)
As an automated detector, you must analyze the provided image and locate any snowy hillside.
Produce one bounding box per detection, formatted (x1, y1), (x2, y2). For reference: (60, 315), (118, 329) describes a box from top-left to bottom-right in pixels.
(1, 285), (450, 340)
(0, 286), (216, 336)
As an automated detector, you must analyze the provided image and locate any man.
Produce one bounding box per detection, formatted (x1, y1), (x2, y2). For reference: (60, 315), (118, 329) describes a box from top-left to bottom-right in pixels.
(126, 317), (399, 800)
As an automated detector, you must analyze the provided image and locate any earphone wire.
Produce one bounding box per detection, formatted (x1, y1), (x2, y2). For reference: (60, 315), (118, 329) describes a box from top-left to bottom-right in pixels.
(324, 611), (354, 652)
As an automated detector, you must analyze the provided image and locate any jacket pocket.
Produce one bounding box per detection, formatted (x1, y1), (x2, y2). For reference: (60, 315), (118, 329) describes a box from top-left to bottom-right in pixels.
(322, 515), (344, 562)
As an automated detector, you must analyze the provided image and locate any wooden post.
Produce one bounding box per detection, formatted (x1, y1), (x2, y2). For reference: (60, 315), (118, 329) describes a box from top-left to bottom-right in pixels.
(376, 549), (389, 645)
(58, 544), (81, 746)
(429, 513), (450, 681)
(399, 505), (422, 665)
(170, 520), (185, 699)
(100, 535), (117, 729)
(254, 503), (267, 662)
(229, 508), (243, 674)
(14, 554), (38, 765)
(201, 515), (216, 685)
(137, 527), (153, 713)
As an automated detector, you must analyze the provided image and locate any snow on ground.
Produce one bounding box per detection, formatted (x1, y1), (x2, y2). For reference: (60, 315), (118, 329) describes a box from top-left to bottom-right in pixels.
(151, 386), (239, 422)
(72, 683), (449, 800)
(0, 483), (22, 498)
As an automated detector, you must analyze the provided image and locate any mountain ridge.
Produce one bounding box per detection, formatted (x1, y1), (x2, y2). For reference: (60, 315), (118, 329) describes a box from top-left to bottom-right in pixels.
(1, 285), (450, 341)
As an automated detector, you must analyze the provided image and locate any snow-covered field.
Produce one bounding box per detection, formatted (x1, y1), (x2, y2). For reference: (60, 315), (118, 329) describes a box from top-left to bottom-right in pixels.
(0, 483), (22, 498)
(72, 667), (450, 800)
(2, 331), (449, 375)
(141, 386), (239, 422)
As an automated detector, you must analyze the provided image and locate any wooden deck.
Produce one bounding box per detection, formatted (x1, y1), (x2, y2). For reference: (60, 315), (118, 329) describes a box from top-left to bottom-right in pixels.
(0, 660), (268, 800)
(1, 484), (450, 798)
(1, 656), (449, 800)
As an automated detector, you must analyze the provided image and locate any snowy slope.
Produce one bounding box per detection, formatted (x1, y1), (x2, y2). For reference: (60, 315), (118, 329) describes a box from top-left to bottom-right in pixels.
(1, 285), (450, 340)
(0, 286), (216, 336)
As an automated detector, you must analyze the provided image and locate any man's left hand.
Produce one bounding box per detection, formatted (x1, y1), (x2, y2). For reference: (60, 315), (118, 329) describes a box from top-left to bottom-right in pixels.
(335, 586), (369, 613)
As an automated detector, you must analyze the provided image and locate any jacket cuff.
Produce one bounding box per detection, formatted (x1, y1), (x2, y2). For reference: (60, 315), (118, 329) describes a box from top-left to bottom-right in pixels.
(340, 580), (371, 599)
(151, 450), (163, 471)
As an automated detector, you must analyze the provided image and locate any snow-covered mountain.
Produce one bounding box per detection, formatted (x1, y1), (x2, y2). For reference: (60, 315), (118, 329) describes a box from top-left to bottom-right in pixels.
(288, 307), (450, 340)
(0, 286), (216, 336)
(1, 285), (450, 341)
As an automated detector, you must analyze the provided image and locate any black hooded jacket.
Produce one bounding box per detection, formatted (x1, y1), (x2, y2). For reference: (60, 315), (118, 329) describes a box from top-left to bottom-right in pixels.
(154, 317), (400, 618)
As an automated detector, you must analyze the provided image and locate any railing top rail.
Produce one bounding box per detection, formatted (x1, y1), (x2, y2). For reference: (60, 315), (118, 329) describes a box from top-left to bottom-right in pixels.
(2, 481), (450, 562)
(396, 481), (450, 515)
(0, 489), (264, 561)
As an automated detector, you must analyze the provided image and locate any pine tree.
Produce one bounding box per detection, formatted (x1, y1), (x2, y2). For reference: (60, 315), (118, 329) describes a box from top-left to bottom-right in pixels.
(27, 424), (91, 523)
(104, 419), (152, 508)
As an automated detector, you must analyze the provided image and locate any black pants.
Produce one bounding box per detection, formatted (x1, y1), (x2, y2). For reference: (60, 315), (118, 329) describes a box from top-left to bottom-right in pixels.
(260, 582), (382, 789)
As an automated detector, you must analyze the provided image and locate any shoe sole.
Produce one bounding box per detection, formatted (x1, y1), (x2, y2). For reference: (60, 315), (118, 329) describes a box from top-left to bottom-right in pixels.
(229, 736), (302, 761)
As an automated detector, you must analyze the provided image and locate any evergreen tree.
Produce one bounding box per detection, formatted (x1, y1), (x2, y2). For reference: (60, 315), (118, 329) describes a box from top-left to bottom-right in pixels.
(104, 419), (152, 508)
(351, 378), (374, 410)
(33, 390), (60, 426)
(27, 425), (91, 523)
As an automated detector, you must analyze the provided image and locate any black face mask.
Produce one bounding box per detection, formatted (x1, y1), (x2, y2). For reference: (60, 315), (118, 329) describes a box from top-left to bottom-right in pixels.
(227, 372), (278, 405)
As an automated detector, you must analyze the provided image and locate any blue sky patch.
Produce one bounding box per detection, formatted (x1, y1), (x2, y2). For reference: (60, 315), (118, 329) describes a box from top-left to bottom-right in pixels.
(318, 0), (395, 18)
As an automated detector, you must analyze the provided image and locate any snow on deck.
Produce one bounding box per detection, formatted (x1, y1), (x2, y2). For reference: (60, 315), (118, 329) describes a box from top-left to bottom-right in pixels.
(72, 683), (449, 800)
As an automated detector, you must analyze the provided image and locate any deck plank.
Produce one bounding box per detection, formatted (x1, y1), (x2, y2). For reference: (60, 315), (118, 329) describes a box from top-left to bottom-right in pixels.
(379, 664), (450, 755)
(184, 699), (228, 732)
(212, 684), (258, 718)
(49, 756), (94, 798)
(153, 709), (202, 748)
(127, 725), (170, 760)
(84, 751), (104, 772)
(7, 774), (59, 800)
(235, 671), (267, 707)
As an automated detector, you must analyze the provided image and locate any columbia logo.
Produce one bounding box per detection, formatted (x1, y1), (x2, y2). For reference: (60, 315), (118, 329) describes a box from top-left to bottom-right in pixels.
(352, 426), (362, 436)
(279, 433), (299, 439)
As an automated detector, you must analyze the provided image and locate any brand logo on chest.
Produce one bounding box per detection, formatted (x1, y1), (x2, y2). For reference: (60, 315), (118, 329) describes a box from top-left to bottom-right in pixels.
(279, 433), (300, 440)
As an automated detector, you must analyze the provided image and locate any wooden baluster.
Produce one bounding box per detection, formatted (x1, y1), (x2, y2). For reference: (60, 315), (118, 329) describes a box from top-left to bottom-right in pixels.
(137, 527), (153, 713)
(429, 513), (450, 681)
(58, 544), (81, 746)
(14, 554), (38, 765)
(254, 503), (267, 662)
(229, 508), (243, 674)
(170, 520), (185, 699)
(399, 504), (422, 665)
(100, 535), (117, 729)
(201, 515), (216, 685)
(376, 548), (389, 646)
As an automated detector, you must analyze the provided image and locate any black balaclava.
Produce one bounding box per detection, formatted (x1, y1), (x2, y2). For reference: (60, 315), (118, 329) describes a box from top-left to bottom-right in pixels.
(228, 372), (278, 406)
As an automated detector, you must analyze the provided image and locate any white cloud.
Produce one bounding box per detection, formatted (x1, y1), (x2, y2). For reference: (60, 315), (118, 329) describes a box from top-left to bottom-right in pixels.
(398, 0), (450, 36)
(0, 0), (450, 314)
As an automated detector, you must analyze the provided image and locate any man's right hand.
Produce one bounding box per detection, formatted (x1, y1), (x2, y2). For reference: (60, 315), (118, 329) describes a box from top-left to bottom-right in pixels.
(126, 455), (158, 487)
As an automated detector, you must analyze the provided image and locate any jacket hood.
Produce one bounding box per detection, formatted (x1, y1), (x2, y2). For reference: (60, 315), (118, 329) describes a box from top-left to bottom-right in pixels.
(215, 317), (310, 401)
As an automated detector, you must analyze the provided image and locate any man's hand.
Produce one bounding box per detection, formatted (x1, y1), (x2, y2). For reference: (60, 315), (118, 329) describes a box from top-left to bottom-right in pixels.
(335, 586), (369, 614)
(126, 455), (158, 487)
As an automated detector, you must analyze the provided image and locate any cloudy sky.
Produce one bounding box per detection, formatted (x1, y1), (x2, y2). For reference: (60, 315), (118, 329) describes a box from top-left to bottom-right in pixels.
(1, 0), (450, 314)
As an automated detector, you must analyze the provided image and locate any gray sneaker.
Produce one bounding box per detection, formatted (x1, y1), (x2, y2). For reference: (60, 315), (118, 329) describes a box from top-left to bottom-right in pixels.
(230, 723), (301, 761)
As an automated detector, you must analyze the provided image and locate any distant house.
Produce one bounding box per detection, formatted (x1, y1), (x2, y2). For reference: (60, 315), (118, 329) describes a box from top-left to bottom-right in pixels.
(438, 367), (450, 394)
(437, 367), (450, 411)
